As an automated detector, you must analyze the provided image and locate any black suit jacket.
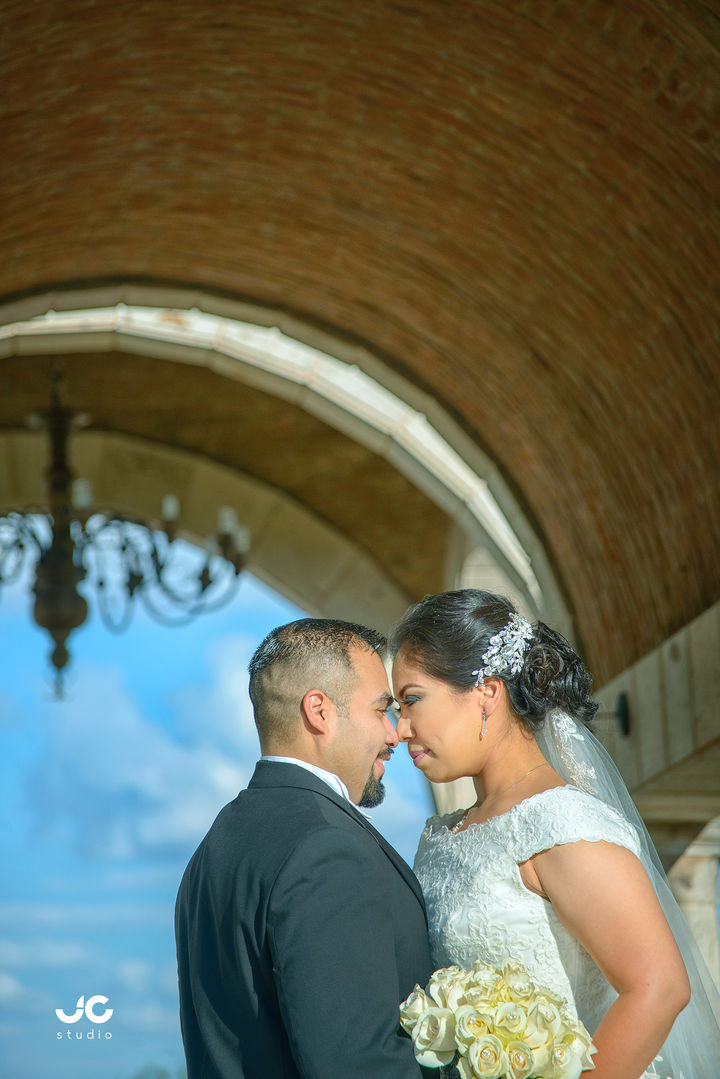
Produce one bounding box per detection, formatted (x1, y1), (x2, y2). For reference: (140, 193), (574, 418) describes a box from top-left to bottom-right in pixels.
(175, 760), (434, 1078)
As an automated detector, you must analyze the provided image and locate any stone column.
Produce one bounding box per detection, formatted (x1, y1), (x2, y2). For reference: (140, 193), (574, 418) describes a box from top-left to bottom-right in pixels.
(429, 537), (529, 815)
(667, 816), (720, 990)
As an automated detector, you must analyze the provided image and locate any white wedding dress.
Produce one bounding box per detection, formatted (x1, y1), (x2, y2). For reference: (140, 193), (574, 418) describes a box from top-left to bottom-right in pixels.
(414, 785), (697, 1078)
(414, 786), (637, 1033)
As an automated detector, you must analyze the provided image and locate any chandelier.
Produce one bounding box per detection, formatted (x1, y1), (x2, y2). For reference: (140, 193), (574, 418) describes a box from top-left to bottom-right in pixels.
(0, 378), (250, 695)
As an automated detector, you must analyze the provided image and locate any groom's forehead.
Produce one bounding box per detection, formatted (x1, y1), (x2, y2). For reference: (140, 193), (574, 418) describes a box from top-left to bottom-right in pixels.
(349, 645), (391, 690)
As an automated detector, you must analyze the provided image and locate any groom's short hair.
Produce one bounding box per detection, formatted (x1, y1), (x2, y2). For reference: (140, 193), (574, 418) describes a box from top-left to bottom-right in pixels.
(248, 618), (386, 748)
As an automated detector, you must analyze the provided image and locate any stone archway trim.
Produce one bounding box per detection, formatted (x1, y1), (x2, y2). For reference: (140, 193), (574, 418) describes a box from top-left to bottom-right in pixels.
(0, 284), (572, 637)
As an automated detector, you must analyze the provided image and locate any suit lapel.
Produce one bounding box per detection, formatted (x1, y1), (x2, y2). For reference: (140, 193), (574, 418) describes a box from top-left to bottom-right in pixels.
(249, 760), (427, 917)
(357, 812), (427, 913)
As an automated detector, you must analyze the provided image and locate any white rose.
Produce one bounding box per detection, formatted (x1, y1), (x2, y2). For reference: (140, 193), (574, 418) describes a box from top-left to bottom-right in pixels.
(498, 960), (536, 1003)
(493, 1001), (528, 1040)
(558, 1027), (597, 1073)
(411, 1007), (457, 1068)
(506, 1039), (535, 1079)
(522, 999), (563, 1071)
(454, 1004), (494, 1051)
(544, 1041), (584, 1079)
(426, 966), (470, 1010)
(427, 964), (466, 989)
(524, 999), (563, 1048)
(463, 985), (495, 1012)
(425, 966), (470, 1005)
(533, 986), (568, 1008)
(529, 1042), (551, 1073)
(467, 961), (504, 996)
(500, 959), (528, 976)
(399, 985), (431, 1034)
(457, 1033), (508, 1078)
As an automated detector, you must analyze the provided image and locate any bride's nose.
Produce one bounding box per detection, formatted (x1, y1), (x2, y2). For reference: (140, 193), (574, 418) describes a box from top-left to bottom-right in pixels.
(396, 714), (412, 741)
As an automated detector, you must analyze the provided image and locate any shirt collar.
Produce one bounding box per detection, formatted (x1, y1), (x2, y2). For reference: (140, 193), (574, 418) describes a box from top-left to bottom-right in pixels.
(259, 756), (373, 819)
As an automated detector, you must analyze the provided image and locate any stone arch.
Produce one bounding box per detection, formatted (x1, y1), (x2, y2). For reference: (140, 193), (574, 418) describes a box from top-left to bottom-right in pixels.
(0, 428), (412, 628)
(0, 284), (572, 636)
(1, 0), (718, 858)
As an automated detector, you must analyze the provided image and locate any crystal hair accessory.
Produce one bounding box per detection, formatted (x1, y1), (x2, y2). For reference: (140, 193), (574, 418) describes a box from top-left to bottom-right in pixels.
(472, 612), (534, 688)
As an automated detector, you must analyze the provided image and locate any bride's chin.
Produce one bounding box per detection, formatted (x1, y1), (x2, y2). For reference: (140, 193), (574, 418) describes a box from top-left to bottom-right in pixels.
(430, 763), (476, 784)
(423, 761), (464, 784)
(411, 750), (468, 783)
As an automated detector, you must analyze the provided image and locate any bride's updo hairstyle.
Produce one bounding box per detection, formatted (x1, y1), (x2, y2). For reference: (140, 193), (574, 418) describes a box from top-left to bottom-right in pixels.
(391, 589), (598, 729)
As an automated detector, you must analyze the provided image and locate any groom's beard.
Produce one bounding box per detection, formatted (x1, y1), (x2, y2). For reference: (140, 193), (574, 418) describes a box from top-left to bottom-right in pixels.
(358, 773), (386, 808)
(358, 751), (392, 808)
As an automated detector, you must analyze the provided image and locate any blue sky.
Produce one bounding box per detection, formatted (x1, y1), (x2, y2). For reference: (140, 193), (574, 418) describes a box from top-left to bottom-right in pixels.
(0, 567), (434, 1079)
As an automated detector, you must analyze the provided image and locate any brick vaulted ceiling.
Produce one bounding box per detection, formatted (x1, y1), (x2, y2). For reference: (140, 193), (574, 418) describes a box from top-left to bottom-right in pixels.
(1, 1), (718, 683)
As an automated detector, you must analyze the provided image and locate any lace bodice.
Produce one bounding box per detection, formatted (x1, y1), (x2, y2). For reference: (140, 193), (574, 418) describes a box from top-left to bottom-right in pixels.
(414, 785), (642, 1036)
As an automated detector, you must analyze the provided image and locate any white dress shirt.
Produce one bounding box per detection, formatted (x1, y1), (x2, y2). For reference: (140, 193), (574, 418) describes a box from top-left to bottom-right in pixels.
(259, 756), (373, 818)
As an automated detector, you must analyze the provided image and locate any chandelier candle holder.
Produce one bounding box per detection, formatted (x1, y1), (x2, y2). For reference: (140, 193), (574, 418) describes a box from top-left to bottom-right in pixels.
(0, 380), (250, 695)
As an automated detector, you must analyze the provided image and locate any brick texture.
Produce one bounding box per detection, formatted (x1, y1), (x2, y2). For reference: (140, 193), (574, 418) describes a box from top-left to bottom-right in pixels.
(1, 0), (718, 681)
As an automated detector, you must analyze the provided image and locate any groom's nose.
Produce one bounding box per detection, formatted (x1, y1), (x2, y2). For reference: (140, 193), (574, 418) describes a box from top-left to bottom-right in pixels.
(382, 712), (400, 747)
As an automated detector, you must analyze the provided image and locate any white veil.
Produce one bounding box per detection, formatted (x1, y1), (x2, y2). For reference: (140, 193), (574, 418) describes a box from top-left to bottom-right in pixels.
(536, 709), (720, 1078)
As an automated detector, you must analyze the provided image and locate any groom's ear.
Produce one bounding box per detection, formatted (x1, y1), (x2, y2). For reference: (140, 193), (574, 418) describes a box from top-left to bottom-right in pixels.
(301, 688), (334, 735)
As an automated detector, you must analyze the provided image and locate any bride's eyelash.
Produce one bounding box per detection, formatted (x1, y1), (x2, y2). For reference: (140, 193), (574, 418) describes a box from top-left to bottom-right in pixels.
(398, 695), (420, 706)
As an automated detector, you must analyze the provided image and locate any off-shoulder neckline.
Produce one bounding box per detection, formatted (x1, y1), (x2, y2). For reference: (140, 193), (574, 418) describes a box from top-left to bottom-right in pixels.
(429, 783), (584, 837)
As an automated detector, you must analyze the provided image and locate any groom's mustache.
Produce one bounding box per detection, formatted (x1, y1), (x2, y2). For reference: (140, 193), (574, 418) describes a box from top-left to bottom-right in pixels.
(377, 748), (394, 762)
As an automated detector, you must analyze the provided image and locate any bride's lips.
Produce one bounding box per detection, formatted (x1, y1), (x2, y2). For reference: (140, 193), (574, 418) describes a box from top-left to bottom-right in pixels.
(409, 748), (429, 765)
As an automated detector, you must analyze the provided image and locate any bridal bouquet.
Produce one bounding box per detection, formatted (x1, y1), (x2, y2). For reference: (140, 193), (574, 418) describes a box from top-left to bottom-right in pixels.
(400, 959), (596, 1079)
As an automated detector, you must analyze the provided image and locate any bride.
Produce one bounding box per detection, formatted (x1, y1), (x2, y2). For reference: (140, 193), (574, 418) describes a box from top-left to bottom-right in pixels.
(391, 589), (720, 1078)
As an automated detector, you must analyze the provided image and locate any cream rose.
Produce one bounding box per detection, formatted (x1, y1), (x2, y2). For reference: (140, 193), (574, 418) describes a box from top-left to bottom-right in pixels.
(524, 999), (563, 1046)
(426, 966), (471, 1011)
(533, 986), (568, 1008)
(493, 1001), (528, 1040)
(429, 964), (466, 984)
(404, 960), (596, 1078)
(411, 1007), (457, 1067)
(454, 1004), (494, 1051)
(520, 999), (563, 1072)
(467, 961), (504, 996)
(559, 1027), (597, 1072)
(544, 1041), (585, 1079)
(399, 985), (431, 1035)
(506, 1039), (535, 1079)
(498, 960), (536, 1003)
(463, 985), (495, 1012)
(457, 1033), (508, 1078)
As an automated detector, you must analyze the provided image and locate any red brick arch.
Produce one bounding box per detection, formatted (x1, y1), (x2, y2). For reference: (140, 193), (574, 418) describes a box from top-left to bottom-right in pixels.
(1, 0), (718, 682)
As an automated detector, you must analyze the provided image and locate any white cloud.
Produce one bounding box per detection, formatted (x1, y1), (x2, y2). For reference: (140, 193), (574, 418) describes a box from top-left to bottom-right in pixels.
(116, 959), (154, 994)
(116, 958), (178, 1002)
(158, 961), (180, 997)
(0, 971), (53, 1015)
(25, 653), (258, 861)
(44, 864), (180, 894)
(0, 903), (169, 928)
(129, 1000), (182, 1035)
(171, 632), (261, 754)
(18, 622), (433, 870)
(0, 938), (93, 968)
(0, 971), (26, 1002)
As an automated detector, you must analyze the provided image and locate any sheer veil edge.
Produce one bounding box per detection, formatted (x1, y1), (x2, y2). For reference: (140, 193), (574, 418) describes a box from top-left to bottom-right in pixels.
(535, 710), (720, 1078)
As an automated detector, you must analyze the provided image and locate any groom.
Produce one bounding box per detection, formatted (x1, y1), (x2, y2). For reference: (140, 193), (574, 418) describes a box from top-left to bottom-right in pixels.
(175, 617), (433, 1078)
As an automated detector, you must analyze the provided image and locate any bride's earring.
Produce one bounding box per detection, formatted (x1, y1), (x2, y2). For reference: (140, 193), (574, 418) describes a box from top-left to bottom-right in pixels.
(481, 708), (487, 738)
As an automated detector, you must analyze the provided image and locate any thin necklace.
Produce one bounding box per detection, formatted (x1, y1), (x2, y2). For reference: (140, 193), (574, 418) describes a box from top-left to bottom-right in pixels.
(451, 762), (550, 833)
